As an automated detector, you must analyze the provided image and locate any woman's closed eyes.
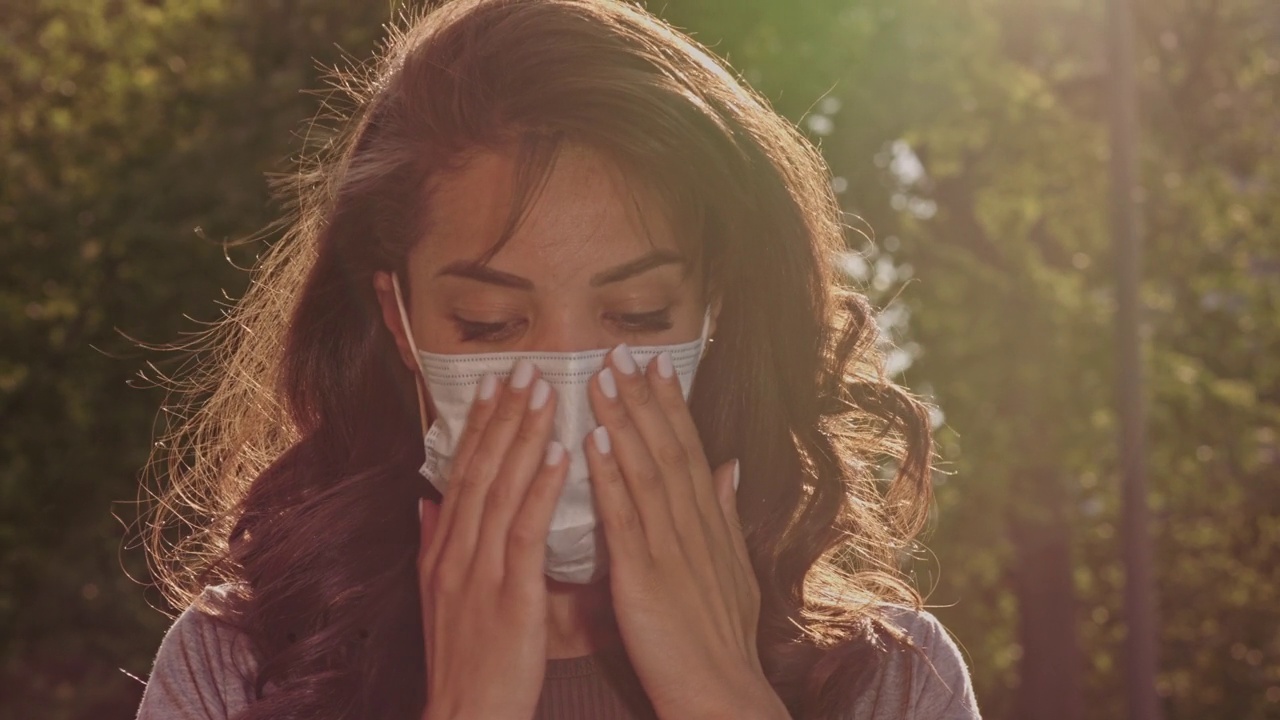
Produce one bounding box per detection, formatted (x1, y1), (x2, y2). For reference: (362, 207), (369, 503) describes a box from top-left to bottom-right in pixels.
(450, 307), (674, 344)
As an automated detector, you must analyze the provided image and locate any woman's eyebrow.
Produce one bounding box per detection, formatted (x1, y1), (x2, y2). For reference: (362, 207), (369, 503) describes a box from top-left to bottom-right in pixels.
(436, 250), (686, 290)
(589, 250), (686, 287)
(435, 261), (534, 290)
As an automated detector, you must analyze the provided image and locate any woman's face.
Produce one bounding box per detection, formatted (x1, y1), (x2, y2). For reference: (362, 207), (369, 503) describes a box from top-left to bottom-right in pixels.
(375, 144), (717, 368)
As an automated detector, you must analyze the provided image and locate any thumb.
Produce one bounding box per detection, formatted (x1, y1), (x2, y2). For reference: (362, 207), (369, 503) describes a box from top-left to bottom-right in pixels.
(418, 496), (443, 535)
(713, 459), (741, 528)
(418, 498), (443, 553)
(417, 497), (443, 653)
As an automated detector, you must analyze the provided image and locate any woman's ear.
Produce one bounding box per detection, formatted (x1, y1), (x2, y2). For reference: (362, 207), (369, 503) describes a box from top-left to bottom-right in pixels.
(373, 271), (437, 432)
(372, 271), (419, 372)
(700, 276), (724, 342)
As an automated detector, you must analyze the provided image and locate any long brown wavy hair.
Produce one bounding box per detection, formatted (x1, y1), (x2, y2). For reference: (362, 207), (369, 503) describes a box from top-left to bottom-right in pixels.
(142, 1), (936, 718)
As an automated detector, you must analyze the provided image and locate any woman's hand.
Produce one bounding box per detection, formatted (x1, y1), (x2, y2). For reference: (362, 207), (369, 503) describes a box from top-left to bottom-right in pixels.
(585, 345), (791, 720)
(417, 360), (568, 720)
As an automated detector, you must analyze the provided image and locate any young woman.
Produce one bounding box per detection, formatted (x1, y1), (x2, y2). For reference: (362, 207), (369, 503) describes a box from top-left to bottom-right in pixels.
(136, 1), (980, 718)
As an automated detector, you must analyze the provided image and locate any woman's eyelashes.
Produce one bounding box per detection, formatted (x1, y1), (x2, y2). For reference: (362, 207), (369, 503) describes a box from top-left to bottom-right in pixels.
(449, 308), (674, 344)
(604, 308), (674, 333)
(451, 315), (525, 343)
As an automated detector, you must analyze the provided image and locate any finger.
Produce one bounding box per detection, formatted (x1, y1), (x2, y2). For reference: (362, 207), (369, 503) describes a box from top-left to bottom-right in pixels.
(417, 497), (443, 655)
(424, 373), (500, 573)
(687, 457), (747, 607)
(715, 459), (744, 536)
(418, 497), (444, 564)
(583, 426), (650, 566)
(715, 458), (760, 639)
(474, 378), (557, 577)
(643, 351), (721, 520)
(505, 440), (570, 585)
(588, 364), (677, 549)
(645, 352), (752, 605)
(606, 345), (704, 526)
(714, 458), (753, 574)
(439, 359), (540, 571)
(632, 349), (731, 570)
(444, 373), (502, 481)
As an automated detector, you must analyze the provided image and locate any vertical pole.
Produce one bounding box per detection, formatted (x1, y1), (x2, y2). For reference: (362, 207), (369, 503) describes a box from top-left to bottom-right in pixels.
(1105, 0), (1162, 718)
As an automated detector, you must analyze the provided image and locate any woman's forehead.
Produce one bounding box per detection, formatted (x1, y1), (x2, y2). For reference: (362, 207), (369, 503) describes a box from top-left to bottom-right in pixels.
(409, 144), (687, 284)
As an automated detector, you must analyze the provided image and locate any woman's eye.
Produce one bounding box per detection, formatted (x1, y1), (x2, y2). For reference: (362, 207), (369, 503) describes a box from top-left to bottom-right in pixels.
(608, 308), (673, 334)
(451, 316), (524, 343)
(451, 309), (673, 343)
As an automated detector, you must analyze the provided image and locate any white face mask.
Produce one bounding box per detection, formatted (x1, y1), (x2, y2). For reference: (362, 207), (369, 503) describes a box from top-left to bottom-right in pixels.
(393, 276), (712, 583)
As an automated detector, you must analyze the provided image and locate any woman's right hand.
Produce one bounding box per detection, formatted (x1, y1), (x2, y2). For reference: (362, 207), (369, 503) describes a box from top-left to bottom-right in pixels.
(416, 360), (567, 720)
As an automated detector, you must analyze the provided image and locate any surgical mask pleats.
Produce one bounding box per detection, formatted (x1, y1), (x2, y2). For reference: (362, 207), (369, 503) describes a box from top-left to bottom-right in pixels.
(393, 276), (710, 583)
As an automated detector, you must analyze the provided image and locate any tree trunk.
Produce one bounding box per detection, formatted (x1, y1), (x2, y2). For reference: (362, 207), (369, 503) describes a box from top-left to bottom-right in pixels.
(1012, 466), (1084, 720)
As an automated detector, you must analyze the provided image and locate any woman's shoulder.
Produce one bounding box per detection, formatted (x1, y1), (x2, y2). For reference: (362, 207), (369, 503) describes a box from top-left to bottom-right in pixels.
(852, 605), (981, 720)
(135, 584), (259, 720)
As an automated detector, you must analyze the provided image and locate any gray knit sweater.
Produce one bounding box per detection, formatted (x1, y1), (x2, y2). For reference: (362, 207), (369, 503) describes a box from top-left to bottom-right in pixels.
(135, 586), (980, 720)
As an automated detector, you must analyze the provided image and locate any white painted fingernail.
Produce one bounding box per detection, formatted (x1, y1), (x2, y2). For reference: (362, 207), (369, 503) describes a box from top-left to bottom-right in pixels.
(611, 343), (637, 375)
(530, 379), (551, 410)
(510, 359), (535, 389)
(544, 440), (565, 466)
(656, 351), (674, 379)
(592, 426), (611, 454)
(477, 373), (498, 401)
(732, 460), (740, 492)
(598, 368), (618, 399)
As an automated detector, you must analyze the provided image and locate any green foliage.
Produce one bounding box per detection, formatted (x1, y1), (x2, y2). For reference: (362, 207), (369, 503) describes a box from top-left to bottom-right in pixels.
(0, 1), (393, 717)
(1, 0), (1277, 718)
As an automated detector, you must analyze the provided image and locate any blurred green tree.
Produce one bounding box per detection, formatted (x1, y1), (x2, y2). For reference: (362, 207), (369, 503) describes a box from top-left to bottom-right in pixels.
(664, 0), (1280, 718)
(0, 1), (392, 717)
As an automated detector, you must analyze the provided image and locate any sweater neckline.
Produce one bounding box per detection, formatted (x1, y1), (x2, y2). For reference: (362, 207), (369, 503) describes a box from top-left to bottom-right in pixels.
(544, 654), (600, 679)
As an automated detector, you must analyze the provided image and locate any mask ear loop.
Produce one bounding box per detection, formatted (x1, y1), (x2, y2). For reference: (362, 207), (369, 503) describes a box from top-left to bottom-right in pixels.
(698, 304), (714, 354)
(391, 274), (434, 435)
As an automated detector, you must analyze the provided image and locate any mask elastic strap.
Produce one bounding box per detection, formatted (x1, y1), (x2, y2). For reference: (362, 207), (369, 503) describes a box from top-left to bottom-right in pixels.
(698, 304), (714, 354)
(391, 273), (423, 358)
(391, 274), (432, 434)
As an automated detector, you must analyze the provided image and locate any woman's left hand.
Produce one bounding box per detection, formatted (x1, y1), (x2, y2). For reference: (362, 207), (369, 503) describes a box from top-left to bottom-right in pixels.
(584, 344), (791, 720)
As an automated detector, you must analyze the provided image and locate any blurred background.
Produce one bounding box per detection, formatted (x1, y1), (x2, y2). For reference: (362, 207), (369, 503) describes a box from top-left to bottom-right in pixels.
(2, 0), (1278, 718)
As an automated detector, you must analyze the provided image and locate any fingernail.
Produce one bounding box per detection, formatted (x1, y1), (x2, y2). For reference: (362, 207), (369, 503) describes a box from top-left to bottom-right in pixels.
(611, 343), (637, 375)
(417, 498), (423, 523)
(510, 359), (535, 390)
(732, 460), (740, 492)
(544, 440), (565, 466)
(530, 379), (551, 410)
(477, 373), (498, 401)
(656, 351), (674, 379)
(598, 368), (618, 399)
(591, 425), (611, 454)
